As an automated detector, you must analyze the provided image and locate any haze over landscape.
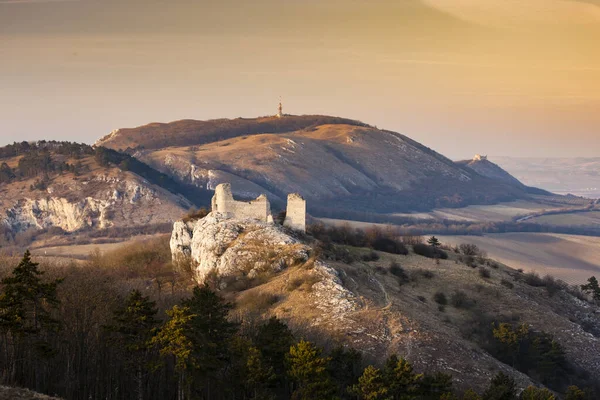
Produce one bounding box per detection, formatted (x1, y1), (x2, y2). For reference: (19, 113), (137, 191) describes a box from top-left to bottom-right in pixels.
(2, 0), (600, 158)
(1, 1), (600, 400)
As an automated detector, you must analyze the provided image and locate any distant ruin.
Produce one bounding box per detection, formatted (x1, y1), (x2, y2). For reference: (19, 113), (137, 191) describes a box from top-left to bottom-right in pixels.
(211, 183), (306, 232)
(283, 193), (306, 232)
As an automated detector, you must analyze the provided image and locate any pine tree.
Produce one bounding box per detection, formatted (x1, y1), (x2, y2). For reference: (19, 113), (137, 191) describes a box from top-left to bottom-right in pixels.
(105, 290), (160, 400)
(383, 355), (423, 399)
(0, 251), (62, 385)
(427, 237), (441, 248)
(287, 340), (339, 400)
(581, 276), (600, 301)
(349, 365), (390, 400)
(461, 389), (482, 400)
(328, 346), (363, 397)
(153, 305), (196, 400)
(154, 285), (238, 399)
(0, 250), (62, 336)
(565, 386), (587, 400)
(482, 372), (517, 400)
(419, 372), (453, 399)
(519, 386), (555, 400)
(255, 316), (295, 377)
(246, 346), (277, 400)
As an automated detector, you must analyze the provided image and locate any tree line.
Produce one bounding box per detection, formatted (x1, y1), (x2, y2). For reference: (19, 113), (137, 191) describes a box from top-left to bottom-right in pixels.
(0, 251), (596, 400)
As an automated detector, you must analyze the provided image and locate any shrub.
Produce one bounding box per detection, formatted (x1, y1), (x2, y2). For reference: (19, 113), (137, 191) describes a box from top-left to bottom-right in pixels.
(543, 275), (568, 297)
(372, 237), (409, 255)
(389, 261), (409, 284)
(375, 266), (388, 275)
(413, 244), (448, 260)
(500, 279), (514, 289)
(523, 272), (545, 287)
(361, 251), (380, 262)
(459, 243), (482, 256)
(418, 269), (435, 279)
(182, 207), (209, 223)
(239, 292), (281, 311)
(433, 292), (448, 305)
(479, 268), (491, 279)
(450, 291), (475, 309)
(401, 235), (423, 245)
(417, 295), (427, 303)
(286, 274), (322, 292)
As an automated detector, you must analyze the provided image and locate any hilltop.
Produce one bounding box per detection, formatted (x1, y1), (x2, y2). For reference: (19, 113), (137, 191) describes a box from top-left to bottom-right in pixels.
(96, 115), (535, 216)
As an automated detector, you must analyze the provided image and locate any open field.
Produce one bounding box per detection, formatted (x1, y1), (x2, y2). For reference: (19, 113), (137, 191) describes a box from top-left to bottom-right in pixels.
(29, 234), (168, 260)
(391, 198), (592, 222)
(528, 211), (600, 227)
(439, 233), (600, 285)
(394, 200), (555, 222)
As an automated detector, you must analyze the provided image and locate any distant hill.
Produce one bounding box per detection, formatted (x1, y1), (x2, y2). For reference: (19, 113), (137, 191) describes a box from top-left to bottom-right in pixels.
(97, 115), (539, 216)
(456, 155), (550, 196)
(0, 141), (211, 244)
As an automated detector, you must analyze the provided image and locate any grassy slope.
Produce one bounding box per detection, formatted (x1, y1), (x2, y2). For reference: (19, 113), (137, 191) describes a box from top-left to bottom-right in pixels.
(225, 244), (600, 392)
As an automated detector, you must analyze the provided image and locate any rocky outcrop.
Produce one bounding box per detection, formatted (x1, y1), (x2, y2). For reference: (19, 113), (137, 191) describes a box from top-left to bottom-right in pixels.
(170, 212), (357, 315)
(171, 212), (307, 283)
(1, 172), (190, 233)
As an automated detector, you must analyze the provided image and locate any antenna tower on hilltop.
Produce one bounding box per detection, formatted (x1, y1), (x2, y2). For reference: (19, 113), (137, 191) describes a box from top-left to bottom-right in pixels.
(277, 99), (283, 118)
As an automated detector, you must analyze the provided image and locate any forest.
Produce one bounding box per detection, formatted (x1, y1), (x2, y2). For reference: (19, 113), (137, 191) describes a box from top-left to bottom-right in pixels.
(0, 244), (597, 400)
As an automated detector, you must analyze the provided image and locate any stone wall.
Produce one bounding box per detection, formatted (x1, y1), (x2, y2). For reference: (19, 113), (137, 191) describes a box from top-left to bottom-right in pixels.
(284, 193), (306, 233)
(211, 183), (271, 223)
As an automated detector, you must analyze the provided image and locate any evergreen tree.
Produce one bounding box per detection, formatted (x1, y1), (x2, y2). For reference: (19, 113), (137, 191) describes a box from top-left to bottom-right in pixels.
(328, 346), (363, 398)
(383, 355), (423, 399)
(154, 285), (238, 399)
(565, 386), (587, 400)
(246, 346), (277, 400)
(581, 277), (600, 301)
(0, 251), (62, 336)
(105, 289), (160, 400)
(153, 305), (196, 400)
(482, 372), (517, 400)
(462, 389), (482, 400)
(519, 386), (555, 400)
(427, 237), (441, 248)
(287, 340), (339, 400)
(0, 251), (62, 386)
(255, 316), (295, 378)
(349, 365), (390, 400)
(420, 372), (454, 399)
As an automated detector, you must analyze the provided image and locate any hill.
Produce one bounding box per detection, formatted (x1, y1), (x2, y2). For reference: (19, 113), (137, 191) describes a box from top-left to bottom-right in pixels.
(96, 116), (535, 216)
(0, 141), (211, 248)
(456, 155), (551, 196)
(171, 213), (600, 394)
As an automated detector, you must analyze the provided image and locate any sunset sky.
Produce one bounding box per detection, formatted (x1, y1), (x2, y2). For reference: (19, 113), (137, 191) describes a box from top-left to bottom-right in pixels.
(1, 0), (599, 158)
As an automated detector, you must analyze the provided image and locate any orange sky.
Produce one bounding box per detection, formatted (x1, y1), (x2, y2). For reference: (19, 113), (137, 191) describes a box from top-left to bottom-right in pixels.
(1, 0), (599, 158)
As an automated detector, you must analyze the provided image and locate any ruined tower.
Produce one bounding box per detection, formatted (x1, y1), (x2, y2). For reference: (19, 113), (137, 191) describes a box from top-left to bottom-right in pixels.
(283, 193), (306, 233)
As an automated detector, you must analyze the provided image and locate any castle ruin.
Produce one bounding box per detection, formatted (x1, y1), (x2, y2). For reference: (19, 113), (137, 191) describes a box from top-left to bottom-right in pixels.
(211, 183), (306, 232)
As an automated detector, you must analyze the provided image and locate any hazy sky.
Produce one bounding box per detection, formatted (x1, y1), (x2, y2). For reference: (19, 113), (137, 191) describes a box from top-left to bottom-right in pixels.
(1, 0), (599, 158)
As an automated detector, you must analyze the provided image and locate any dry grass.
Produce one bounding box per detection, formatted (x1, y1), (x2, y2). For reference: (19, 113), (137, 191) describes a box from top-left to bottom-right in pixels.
(0, 386), (61, 399)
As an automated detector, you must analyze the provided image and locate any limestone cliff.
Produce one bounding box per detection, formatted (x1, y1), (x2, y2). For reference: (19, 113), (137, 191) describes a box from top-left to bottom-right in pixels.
(1, 170), (190, 234)
(170, 212), (357, 315)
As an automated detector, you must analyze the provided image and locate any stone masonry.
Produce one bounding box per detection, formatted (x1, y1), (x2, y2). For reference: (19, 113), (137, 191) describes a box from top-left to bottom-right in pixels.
(283, 193), (306, 233)
(211, 183), (306, 232)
